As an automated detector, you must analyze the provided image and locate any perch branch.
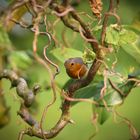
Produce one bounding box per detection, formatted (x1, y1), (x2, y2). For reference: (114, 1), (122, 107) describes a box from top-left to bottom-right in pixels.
(22, 2), (103, 138)
(2, 1), (117, 139)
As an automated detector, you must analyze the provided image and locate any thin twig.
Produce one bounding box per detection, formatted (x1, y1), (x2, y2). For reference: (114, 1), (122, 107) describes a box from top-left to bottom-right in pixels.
(100, 69), (107, 99)
(111, 54), (118, 70)
(113, 108), (140, 140)
(43, 15), (60, 77)
(44, 47), (60, 76)
(70, 10), (99, 52)
(3, 1), (117, 139)
(25, 3), (36, 18)
(105, 12), (121, 25)
(50, 3), (99, 52)
(34, 53), (57, 140)
(52, 7), (74, 17)
(108, 79), (126, 96)
(77, 11), (96, 21)
(79, 25), (98, 43)
(32, 14), (57, 140)
(100, 0), (120, 46)
(127, 78), (140, 84)
(61, 90), (99, 105)
(88, 112), (99, 140)
(18, 130), (26, 140)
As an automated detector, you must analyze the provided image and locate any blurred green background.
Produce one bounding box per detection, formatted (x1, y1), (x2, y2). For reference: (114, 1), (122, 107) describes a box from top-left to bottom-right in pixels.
(0, 0), (140, 140)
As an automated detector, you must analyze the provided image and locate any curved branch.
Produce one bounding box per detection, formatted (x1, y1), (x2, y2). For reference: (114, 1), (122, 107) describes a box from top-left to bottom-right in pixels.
(50, 2), (99, 53)
(2, 1), (106, 139)
(100, 0), (120, 46)
(24, 2), (103, 139)
(24, 58), (102, 139)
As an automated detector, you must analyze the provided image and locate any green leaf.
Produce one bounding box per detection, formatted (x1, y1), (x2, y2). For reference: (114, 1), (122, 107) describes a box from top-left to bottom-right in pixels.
(82, 48), (96, 64)
(120, 43), (140, 64)
(115, 48), (140, 76)
(93, 106), (111, 125)
(62, 78), (104, 106)
(8, 51), (33, 70)
(118, 28), (140, 64)
(98, 79), (136, 107)
(62, 74), (104, 106)
(98, 90), (123, 107)
(119, 29), (138, 45)
(105, 25), (140, 65)
(105, 25), (139, 46)
(50, 47), (83, 63)
(63, 71), (136, 107)
(74, 83), (102, 99)
(105, 25), (120, 46)
(129, 70), (140, 79)
(71, 82), (103, 106)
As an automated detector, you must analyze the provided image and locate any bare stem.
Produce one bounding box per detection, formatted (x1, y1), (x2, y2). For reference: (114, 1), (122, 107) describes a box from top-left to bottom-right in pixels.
(1, 1), (124, 140)
(100, 0), (120, 46)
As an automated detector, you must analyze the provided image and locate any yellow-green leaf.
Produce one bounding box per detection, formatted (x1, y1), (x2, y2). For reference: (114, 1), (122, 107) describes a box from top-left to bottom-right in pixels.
(50, 47), (83, 63)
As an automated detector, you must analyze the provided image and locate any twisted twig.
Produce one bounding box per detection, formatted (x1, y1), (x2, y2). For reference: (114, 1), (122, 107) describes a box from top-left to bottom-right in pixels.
(2, 1), (131, 140)
(52, 7), (74, 17)
(61, 90), (99, 105)
(101, 0), (120, 46)
(113, 108), (140, 140)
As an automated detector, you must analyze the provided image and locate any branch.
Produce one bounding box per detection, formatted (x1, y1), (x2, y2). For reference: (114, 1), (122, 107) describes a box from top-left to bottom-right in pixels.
(52, 7), (74, 17)
(113, 108), (140, 140)
(61, 90), (99, 105)
(108, 79), (126, 97)
(25, 2), (103, 139)
(2, 1), (113, 139)
(0, 69), (40, 107)
(100, 0), (120, 46)
(50, 2), (99, 53)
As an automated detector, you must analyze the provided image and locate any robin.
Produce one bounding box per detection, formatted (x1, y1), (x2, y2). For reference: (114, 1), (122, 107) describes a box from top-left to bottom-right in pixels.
(64, 57), (88, 79)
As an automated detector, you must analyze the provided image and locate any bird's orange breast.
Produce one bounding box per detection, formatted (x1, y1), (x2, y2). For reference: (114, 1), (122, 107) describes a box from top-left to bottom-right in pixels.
(64, 57), (88, 79)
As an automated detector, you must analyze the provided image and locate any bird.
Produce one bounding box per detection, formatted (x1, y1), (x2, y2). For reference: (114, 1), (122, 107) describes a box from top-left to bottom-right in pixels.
(64, 57), (88, 79)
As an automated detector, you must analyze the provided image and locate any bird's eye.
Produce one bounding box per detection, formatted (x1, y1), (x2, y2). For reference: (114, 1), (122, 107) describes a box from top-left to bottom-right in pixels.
(71, 63), (74, 66)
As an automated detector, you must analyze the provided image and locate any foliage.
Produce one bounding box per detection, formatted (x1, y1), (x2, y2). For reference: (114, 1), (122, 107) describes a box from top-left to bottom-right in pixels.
(0, 0), (140, 140)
